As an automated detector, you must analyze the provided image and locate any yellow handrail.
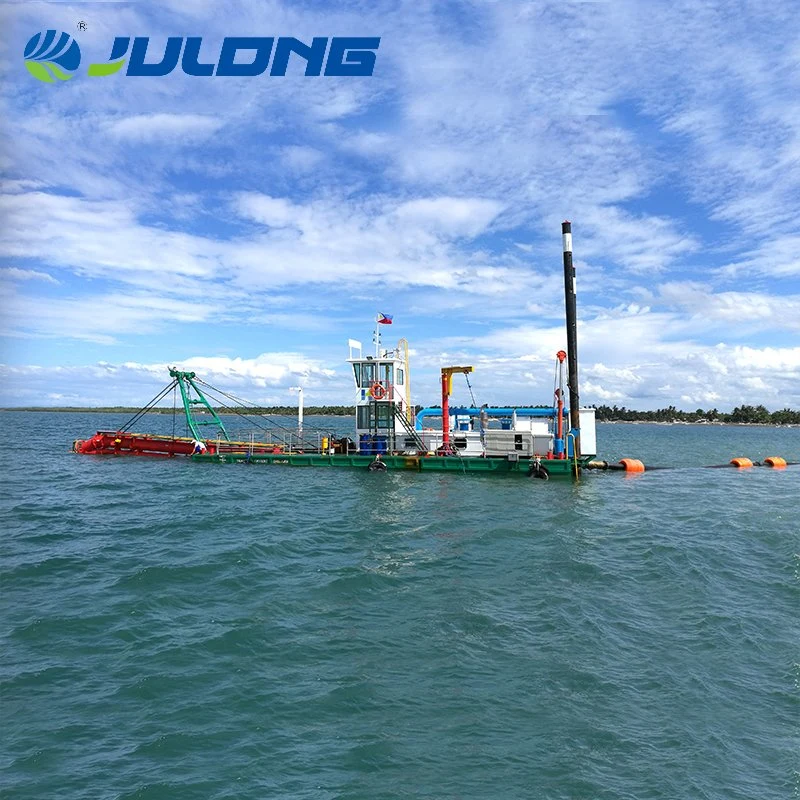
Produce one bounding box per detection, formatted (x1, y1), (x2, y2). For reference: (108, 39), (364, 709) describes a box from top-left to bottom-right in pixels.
(567, 432), (579, 481)
(398, 337), (412, 423)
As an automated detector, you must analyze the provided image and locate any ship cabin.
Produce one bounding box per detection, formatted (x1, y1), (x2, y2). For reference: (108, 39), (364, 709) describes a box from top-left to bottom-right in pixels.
(347, 339), (412, 455)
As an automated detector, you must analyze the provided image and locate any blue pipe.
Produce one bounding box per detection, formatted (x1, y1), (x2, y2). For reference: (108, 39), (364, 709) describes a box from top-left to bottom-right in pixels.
(414, 406), (568, 430)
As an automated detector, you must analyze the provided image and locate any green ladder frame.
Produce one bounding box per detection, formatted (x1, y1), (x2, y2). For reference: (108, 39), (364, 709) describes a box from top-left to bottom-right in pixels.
(169, 368), (230, 441)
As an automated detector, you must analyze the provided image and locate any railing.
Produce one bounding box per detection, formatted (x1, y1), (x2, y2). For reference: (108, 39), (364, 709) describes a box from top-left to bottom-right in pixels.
(567, 432), (579, 480)
(213, 428), (339, 455)
(393, 403), (427, 451)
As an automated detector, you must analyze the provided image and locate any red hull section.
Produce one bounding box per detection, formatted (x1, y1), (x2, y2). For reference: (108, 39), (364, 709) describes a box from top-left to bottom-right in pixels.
(73, 432), (207, 457)
(73, 431), (288, 457)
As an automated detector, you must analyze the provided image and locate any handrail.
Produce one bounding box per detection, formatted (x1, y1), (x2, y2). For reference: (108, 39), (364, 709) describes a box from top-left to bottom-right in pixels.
(415, 406), (567, 428)
(393, 403), (427, 451)
(567, 432), (579, 481)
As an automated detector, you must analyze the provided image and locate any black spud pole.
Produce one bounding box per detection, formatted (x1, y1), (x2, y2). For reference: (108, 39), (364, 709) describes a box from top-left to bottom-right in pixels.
(562, 220), (580, 457)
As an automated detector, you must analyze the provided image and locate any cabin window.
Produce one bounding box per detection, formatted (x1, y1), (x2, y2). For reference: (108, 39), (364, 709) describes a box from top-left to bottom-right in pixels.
(396, 368), (404, 385)
(356, 404), (393, 429)
(360, 362), (375, 387)
(380, 363), (392, 384)
(352, 364), (361, 387)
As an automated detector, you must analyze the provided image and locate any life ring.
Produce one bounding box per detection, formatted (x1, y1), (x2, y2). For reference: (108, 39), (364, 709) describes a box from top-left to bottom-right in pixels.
(370, 382), (386, 400)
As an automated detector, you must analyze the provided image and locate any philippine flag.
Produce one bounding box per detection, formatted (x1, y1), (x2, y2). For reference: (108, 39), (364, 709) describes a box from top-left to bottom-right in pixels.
(377, 313), (393, 325)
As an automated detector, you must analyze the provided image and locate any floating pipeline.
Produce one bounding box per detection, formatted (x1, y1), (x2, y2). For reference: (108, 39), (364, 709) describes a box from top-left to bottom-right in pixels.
(724, 456), (791, 469)
(585, 457), (797, 472)
(585, 460), (667, 472)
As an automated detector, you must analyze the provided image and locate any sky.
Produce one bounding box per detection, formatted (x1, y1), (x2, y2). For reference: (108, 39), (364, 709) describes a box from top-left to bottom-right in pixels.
(1, 0), (799, 412)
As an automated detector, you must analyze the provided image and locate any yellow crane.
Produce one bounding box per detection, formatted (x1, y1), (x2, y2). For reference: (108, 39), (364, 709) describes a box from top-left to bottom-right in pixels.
(440, 366), (473, 451)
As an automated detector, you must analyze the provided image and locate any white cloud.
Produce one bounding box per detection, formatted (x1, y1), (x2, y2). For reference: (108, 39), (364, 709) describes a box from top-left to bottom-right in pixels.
(658, 282), (800, 331)
(105, 113), (225, 142)
(3, 332), (800, 411)
(718, 236), (800, 279)
(235, 194), (302, 229)
(224, 192), (523, 293)
(578, 207), (698, 274)
(392, 197), (504, 238)
(0, 353), (340, 407)
(1, 289), (212, 344)
(0, 191), (220, 280)
(0, 179), (46, 193)
(582, 381), (626, 402)
(0, 267), (59, 284)
(280, 145), (324, 172)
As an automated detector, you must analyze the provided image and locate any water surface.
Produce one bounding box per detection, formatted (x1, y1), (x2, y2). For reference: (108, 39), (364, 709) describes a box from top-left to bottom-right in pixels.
(2, 412), (798, 799)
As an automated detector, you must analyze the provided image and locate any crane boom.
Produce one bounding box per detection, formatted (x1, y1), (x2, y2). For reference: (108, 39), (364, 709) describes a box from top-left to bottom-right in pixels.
(440, 366), (474, 450)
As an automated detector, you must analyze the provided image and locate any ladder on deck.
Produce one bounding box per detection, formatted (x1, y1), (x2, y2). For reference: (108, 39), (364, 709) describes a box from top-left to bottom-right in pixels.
(393, 404), (427, 452)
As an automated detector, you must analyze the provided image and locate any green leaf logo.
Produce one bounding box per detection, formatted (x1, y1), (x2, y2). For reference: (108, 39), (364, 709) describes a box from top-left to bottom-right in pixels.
(24, 30), (81, 83)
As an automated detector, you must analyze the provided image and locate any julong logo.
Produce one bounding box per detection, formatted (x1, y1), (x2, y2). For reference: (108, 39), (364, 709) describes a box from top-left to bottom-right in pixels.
(24, 32), (380, 83)
(24, 30), (81, 82)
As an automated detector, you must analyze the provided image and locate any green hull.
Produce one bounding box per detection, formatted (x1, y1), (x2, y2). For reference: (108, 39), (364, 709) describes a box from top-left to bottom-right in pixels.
(192, 451), (590, 476)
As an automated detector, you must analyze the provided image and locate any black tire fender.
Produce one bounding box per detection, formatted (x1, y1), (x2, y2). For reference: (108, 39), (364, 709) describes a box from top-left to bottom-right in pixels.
(530, 462), (550, 480)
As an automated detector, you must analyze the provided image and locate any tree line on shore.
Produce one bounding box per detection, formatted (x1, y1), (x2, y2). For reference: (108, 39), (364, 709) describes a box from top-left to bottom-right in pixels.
(5, 402), (800, 424)
(592, 404), (800, 425)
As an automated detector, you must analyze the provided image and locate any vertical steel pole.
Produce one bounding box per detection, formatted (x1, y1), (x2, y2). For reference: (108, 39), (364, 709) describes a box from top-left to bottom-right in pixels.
(562, 221), (581, 457)
(441, 371), (450, 448)
(556, 350), (566, 459)
(297, 387), (303, 435)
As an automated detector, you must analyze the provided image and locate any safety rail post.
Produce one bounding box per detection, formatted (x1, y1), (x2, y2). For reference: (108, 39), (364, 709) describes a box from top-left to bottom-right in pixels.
(567, 432), (579, 481)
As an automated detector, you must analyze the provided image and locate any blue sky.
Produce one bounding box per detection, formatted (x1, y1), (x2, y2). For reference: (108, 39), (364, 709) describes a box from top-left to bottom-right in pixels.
(1, 0), (799, 411)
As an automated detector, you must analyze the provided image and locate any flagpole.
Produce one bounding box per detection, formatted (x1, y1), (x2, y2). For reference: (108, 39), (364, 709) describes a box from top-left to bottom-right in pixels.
(289, 386), (303, 434)
(374, 313), (380, 357)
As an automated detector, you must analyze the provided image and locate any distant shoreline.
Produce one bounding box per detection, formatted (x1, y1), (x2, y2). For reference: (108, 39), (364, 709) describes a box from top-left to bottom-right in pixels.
(1, 407), (797, 427)
(0, 407), (355, 416)
(598, 420), (798, 427)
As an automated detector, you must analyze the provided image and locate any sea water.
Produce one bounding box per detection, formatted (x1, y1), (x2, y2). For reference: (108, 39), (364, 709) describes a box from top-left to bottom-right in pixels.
(1, 411), (798, 799)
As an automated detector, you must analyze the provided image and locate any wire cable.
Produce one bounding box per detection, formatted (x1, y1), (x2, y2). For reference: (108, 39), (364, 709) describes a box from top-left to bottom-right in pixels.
(464, 373), (478, 409)
(119, 380), (178, 432)
(192, 379), (332, 449)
